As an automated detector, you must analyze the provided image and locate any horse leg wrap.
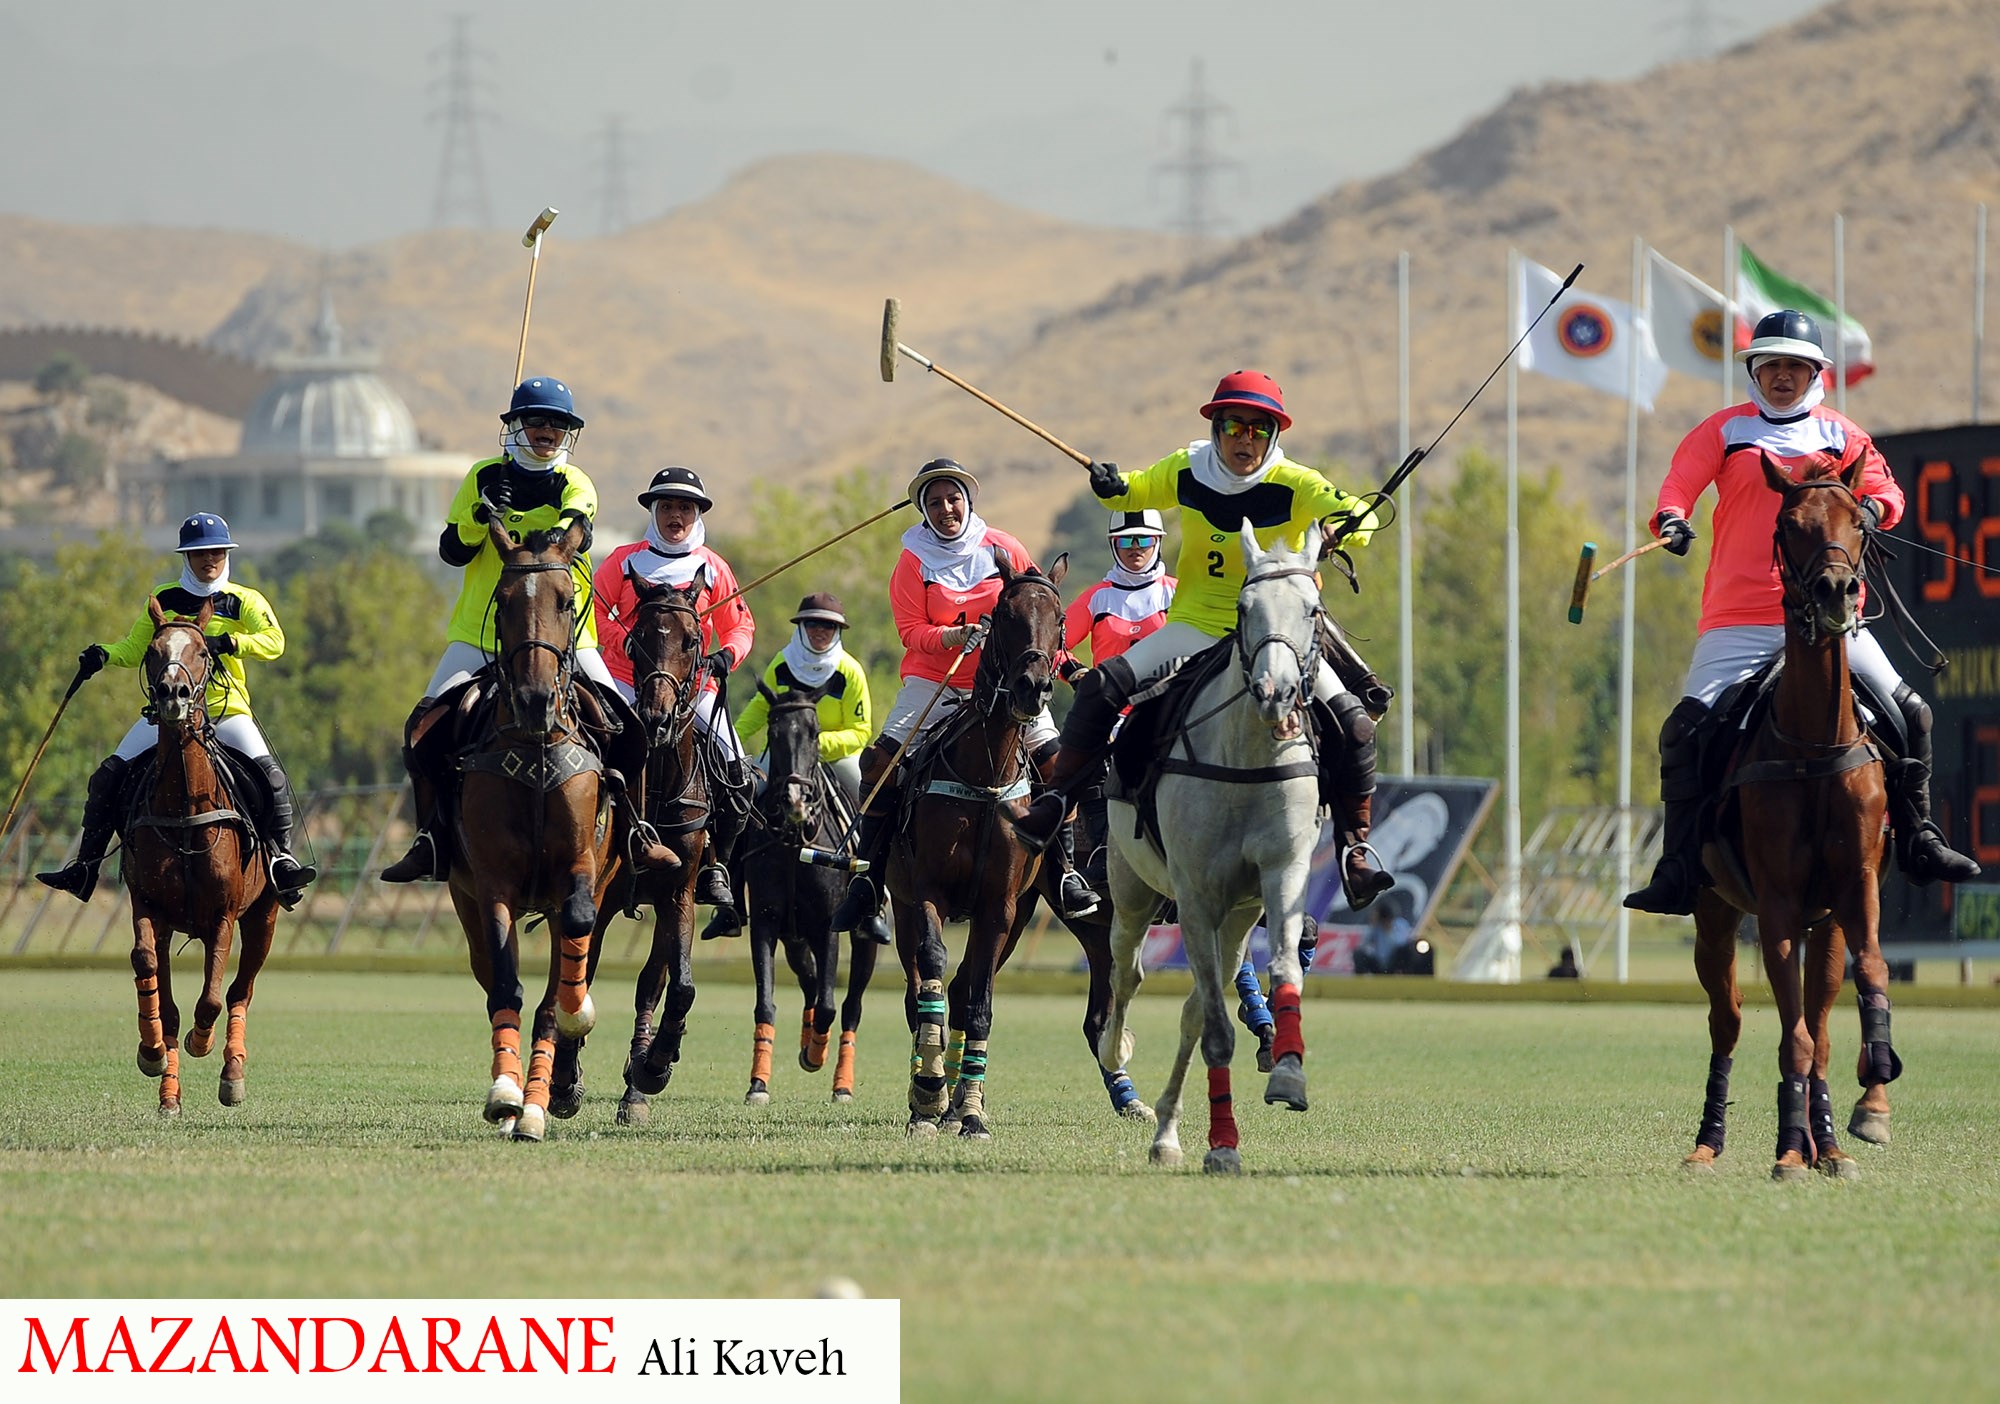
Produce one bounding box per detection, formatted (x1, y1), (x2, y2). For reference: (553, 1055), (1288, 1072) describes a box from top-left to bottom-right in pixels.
(956, 1060), (987, 1125)
(1856, 987), (1904, 1085)
(525, 1038), (555, 1110)
(945, 1028), (967, 1087)
(1776, 1074), (1811, 1165)
(159, 1047), (181, 1108)
(1207, 1066), (1239, 1150)
(751, 1022), (774, 1084)
(1270, 983), (1305, 1064)
(910, 981), (948, 1114)
(958, 1038), (988, 1085)
(1100, 1063), (1141, 1113)
(490, 1011), (523, 1085)
(1808, 1075), (1840, 1162)
(1233, 961), (1274, 1033)
(557, 931), (591, 1018)
(833, 1031), (857, 1097)
(224, 1008), (247, 1064)
(1696, 1054), (1731, 1154)
(801, 1011), (829, 1072)
(134, 973), (163, 1053)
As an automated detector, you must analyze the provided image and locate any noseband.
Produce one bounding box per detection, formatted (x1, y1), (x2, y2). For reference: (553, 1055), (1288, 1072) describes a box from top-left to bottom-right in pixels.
(1235, 564), (1325, 709)
(494, 558), (582, 737)
(143, 621), (213, 728)
(623, 591), (703, 743)
(1771, 479), (1866, 646)
(976, 572), (1063, 717)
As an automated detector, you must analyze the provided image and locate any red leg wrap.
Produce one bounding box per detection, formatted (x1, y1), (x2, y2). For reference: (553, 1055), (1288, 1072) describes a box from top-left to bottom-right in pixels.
(1208, 1065), (1238, 1150)
(1271, 982), (1305, 1063)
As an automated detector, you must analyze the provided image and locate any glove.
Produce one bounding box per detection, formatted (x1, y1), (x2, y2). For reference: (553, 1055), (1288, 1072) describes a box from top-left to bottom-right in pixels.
(208, 633), (237, 656)
(703, 647), (734, 679)
(1058, 658), (1089, 685)
(471, 500), (493, 525)
(77, 643), (108, 681)
(487, 470), (514, 514)
(1859, 497), (1885, 533)
(938, 625), (972, 652)
(1087, 460), (1125, 500)
(1657, 513), (1696, 557)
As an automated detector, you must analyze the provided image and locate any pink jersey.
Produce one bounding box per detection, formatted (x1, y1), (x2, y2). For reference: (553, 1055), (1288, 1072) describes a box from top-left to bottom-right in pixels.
(592, 540), (755, 690)
(1654, 402), (1903, 633)
(889, 527), (1037, 683)
(1064, 574), (1177, 664)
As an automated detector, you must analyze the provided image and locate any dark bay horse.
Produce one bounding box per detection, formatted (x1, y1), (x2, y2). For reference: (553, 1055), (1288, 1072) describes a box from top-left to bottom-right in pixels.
(450, 517), (616, 1142)
(554, 574), (709, 1129)
(124, 597), (280, 1115)
(886, 554), (1068, 1139)
(739, 687), (882, 1104)
(1686, 453), (1898, 1181)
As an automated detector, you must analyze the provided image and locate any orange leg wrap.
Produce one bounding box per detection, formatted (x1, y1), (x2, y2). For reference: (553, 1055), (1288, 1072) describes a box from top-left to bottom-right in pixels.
(1207, 1065), (1238, 1150)
(802, 1010), (830, 1072)
(525, 1038), (555, 1111)
(159, 1047), (181, 1109)
(1271, 982), (1305, 1063)
(224, 1007), (248, 1063)
(490, 1011), (523, 1084)
(135, 974), (163, 1055)
(557, 932), (590, 1018)
(833, 1031), (857, 1096)
(751, 1022), (775, 1084)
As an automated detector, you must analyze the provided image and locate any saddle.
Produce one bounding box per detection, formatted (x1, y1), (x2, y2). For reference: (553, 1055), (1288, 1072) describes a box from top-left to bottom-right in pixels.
(121, 742), (269, 855)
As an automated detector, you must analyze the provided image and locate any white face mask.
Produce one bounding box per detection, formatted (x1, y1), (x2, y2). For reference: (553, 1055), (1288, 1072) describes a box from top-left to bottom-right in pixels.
(500, 422), (575, 471)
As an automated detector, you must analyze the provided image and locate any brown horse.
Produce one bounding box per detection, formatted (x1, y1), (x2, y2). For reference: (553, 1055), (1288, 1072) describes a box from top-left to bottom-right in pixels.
(450, 517), (617, 1142)
(887, 554), (1068, 1138)
(554, 574), (710, 1129)
(1686, 453), (1898, 1181)
(124, 597), (281, 1115)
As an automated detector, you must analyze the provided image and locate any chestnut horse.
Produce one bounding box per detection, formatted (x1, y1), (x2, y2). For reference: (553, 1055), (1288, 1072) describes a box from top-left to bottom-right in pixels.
(450, 517), (616, 1142)
(1686, 453), (1899, 1181)
(553, 574), (710, 1129)
(123, 597), (280, 1115)
(887, 554), (1068, 1139)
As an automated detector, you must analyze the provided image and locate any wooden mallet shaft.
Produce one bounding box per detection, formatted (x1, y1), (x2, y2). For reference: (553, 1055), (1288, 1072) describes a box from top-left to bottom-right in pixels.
(1567, 537), (1667, 623)
(879, 297), (1092, 466)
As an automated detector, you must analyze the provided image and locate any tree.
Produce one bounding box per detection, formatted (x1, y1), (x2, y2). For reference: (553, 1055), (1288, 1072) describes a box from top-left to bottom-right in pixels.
(33, 352), (89, 398)
(49, 433), (107, 490)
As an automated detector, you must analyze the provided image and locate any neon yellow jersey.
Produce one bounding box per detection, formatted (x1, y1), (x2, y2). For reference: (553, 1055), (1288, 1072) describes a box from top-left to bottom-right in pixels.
(1103, 447), (1377, 637)
(441, 456), (600, 650)
(101, 581), (284, 721)
(734, 651), (872, 763)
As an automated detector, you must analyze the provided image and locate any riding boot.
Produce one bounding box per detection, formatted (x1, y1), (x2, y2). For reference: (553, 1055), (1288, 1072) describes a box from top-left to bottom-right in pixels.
(1887, 683), (1981, 885)
(1320, 692), (1395, 910)
(1079, 785), (1110, 892)
(1624, 697), (1712, 915)
(252, 754), (317, 906)
(831, 741), (899, 934)
(1031, 737), (1099, 917)
(698, 759), (750, 938)
(1016, 658), (1135, 852)
(381, 698), (449, 883)
(599, 686), (673, 872)
(36, 754), (129, 903)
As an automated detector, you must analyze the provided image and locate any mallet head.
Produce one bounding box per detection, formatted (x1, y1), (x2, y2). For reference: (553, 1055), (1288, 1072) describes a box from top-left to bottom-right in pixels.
(1567, 542), (1597, 624)
(522, 207), (559, 248)
(880, 298), (901, 382)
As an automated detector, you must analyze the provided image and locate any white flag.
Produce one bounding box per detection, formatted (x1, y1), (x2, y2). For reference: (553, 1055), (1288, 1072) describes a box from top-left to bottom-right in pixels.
(1647, 249), (1732, 382)
(1516, 256), (1668, 410)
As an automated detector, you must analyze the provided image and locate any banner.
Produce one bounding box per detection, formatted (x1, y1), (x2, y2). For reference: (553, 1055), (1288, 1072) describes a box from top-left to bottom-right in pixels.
(1516, 255), (1669, 410)
(1736, 240), (1874, 384)
(1647, 248), (1733, 382)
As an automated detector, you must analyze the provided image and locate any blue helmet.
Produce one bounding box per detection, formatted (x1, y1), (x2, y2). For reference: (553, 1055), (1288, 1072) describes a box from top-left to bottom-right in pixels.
(503, 376), (584, 428)
(175, 512), (238, 552)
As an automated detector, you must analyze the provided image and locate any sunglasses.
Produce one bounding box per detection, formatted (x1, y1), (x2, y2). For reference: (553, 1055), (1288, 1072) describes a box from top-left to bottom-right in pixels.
(1113, 535), (1160, 550)
(1217, 416), (1275, 440)
(518, 415), (572, 430)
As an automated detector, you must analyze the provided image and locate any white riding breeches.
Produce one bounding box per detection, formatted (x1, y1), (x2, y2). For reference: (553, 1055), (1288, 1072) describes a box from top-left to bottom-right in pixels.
(879, 676), (1059, 750)
(425, 641), (617, 699)
(1682, 624), (1902, 718)
(115, 712), (270, 763)
(1113, 620), (1340, 703)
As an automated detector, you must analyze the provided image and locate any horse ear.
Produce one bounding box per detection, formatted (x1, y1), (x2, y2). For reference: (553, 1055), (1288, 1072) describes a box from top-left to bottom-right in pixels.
(1240, 520), (1263, 567)
(1047, 551), (1069, 588)
(149, 595), (166, 627)
(993, 549), (1017, 584)
(195, 596), (215, 632)
(1839, 450), (1867, 495)
(557, 516), (589, 562)
(1301, 523), (1323, 568)
(489, 515), (520, 554)
(1759, 449), (1791, 495)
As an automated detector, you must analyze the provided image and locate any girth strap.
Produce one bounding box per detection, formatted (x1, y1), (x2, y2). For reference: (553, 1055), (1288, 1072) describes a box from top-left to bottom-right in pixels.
(1724, 739), (1881, 790)
(131, 808), (244, 831)
(1157, 757), (1317, 786)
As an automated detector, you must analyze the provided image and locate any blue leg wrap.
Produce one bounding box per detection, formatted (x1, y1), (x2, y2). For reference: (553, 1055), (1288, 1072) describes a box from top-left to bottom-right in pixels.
(1234, 960), (1274, 1033)
(1100, 1063), (1140, 1111)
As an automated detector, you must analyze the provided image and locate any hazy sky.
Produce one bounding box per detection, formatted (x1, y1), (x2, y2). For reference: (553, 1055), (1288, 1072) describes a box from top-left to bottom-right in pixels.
(0, 0), (1827, 247)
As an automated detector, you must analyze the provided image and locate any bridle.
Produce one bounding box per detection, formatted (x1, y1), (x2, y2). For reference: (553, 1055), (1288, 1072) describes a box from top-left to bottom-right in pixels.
(493, 557), (583, 741)
(1234, 563), (1325, 721)
(1770, 478), (1867, 648)
(143, 619), (214, 733)
(758, 689), (830, 837)
(623, 587), (703, 747)
(975, 571), (1063, 721)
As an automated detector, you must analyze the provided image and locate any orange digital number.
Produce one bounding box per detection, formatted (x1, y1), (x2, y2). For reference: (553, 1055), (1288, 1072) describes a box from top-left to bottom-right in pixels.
(1916, 460), (1957, 603)
(1974, 723), (2000, 866)
(1979, 458), (2000, 599)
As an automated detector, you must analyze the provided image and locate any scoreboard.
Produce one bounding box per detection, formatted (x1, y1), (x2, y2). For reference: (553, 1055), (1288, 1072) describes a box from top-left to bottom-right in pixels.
(1875, 425), (2000, 942)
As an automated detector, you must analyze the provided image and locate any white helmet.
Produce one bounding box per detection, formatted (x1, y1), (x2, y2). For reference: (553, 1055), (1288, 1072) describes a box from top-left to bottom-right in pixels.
(1108, 509), (1165, 540)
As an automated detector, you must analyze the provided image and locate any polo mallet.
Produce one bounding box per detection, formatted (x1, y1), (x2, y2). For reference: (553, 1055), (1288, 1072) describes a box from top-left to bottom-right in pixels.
(699, 498), (915, 621)
(1566, 538), (1667, 623)
(0, 662), (91, 843)
(798, 619), (990, 872)
(881, 297), (1092, 466)
(1342, 263), (1586, 541)
(512, 206), (559, 387)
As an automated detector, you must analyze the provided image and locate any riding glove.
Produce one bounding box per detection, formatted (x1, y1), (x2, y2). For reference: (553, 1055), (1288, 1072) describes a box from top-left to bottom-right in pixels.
(1087, 460), (1125, 500)
(1859, 497), (1885, 533)
(703, 647), (735, 679)
(77, 643), (107, 680)
(1656, 512), (1696, 556)
(208, 632), (237, 656)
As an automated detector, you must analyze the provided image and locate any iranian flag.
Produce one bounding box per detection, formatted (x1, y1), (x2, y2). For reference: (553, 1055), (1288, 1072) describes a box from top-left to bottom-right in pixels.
(1736, 241), (1874, 385)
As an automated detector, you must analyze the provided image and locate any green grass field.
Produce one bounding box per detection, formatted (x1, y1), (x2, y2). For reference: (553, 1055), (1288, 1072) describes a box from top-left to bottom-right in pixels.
(3, 968), (1997, 1402)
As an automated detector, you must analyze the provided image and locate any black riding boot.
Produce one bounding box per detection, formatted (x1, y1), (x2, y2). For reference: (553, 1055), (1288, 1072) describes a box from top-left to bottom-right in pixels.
(381, 698), (448, 883)
(1320, 692), (1395, 910)
(1079, 784), (1110, 892)
(698, 758), (751, 938)
(1888, 683), (1981, 885)
(830, 741), (898, 936)
(1017, 658), (1135, 852)
(1032, 737), (1099, 918)
(36, 754), (129, 903)
(253, 754), (317, 907)
(1625, 697), (1711, 916)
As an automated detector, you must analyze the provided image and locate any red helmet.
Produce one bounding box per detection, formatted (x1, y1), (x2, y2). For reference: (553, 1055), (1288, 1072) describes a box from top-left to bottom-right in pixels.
(1200, 370), (1291, 431)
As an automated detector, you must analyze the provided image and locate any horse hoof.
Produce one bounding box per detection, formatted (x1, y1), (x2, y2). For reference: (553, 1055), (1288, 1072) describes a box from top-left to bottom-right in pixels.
(745, 1083), (771, 1107)
(218, 1078), (246, 1108)
(1203, 1146), (1243, 1175)
(958, 1115), (992, 1140)
(555, 994), (596, 1041)
(1848, 1105), (1891, 1146)
(158, 1102), (181, 1120)
(1682, 1145), (1721, 1170)
(1771, 1157), (1810, 1184)
(1254, 1028), (1275, 1074)
(1264, 1054), (1308, 1112)
(907, 1116), (940, 1139)
(549, 1087), (583, 1120)
(494, 1116), (517, 1139)
(1149, 1141), (1183, 1168)
(1818, 1151), (1862, 1180)
(1120, 1101), (1159, 1126)
(185, 1027), (215, 1059)
(483, 1074), (525, 1124)
(831, 1088), (853, 1103)
(512, 1105), (547, 1142)
(628, 1063), (670, 1097)
(137, 1045), (167, 1078)
(799, 1047), (826, 1074)
(615, 1095), (649, 1128)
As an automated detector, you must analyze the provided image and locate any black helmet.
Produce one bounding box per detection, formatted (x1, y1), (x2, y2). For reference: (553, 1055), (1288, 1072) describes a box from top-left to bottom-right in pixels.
(1735, 309), (1832, 368)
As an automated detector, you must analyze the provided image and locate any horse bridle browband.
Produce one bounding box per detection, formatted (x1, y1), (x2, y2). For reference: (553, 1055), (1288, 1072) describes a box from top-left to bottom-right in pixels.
(1235, 564), (1326, 706)
(1770, 479), (1867, 647)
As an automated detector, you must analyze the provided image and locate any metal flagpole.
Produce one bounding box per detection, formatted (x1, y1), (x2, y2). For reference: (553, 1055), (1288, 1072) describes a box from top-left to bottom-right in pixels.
(1834, 213), (1848, 414)
(1397, 250), (1415, 777)
(1976, 203), (1988, 423)
(1617, 236), (1644, 983)
(1505, 248), (1523, 978)
(1722, 226), (1737, 408)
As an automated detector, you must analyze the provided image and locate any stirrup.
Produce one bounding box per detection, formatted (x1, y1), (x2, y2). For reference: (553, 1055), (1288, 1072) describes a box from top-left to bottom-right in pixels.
(1057, 869), (1100, 918)
(1340, 841), (1395, 910)
(380, 830), (443, 883)
(36, 859), (100, 903)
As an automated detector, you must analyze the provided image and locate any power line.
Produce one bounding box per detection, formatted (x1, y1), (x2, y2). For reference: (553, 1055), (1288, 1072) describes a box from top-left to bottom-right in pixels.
(1155, 59), (1238, 245)
(428, 13), (494, 229)
(594, 113), (633, 236)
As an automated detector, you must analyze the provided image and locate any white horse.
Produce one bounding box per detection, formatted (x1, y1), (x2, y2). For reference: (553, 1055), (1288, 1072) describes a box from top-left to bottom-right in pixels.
(1098, 522), (1326, 1173)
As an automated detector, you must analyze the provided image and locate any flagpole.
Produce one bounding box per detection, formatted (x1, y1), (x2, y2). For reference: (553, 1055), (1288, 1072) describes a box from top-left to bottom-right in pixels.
(1397, 249), (1415, 776)
(1505, 247), (1523, 981)
(1722, 226), (1737, 408)
(1834, 213), (1848, 413)
(1976, 203), (1988, 423)
(1617, 235), (1644, 984)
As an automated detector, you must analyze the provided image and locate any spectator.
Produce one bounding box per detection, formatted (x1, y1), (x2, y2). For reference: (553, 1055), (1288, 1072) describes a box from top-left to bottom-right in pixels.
(1354, 902), (1415, 976)
(1548, 946), (1582, 980)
